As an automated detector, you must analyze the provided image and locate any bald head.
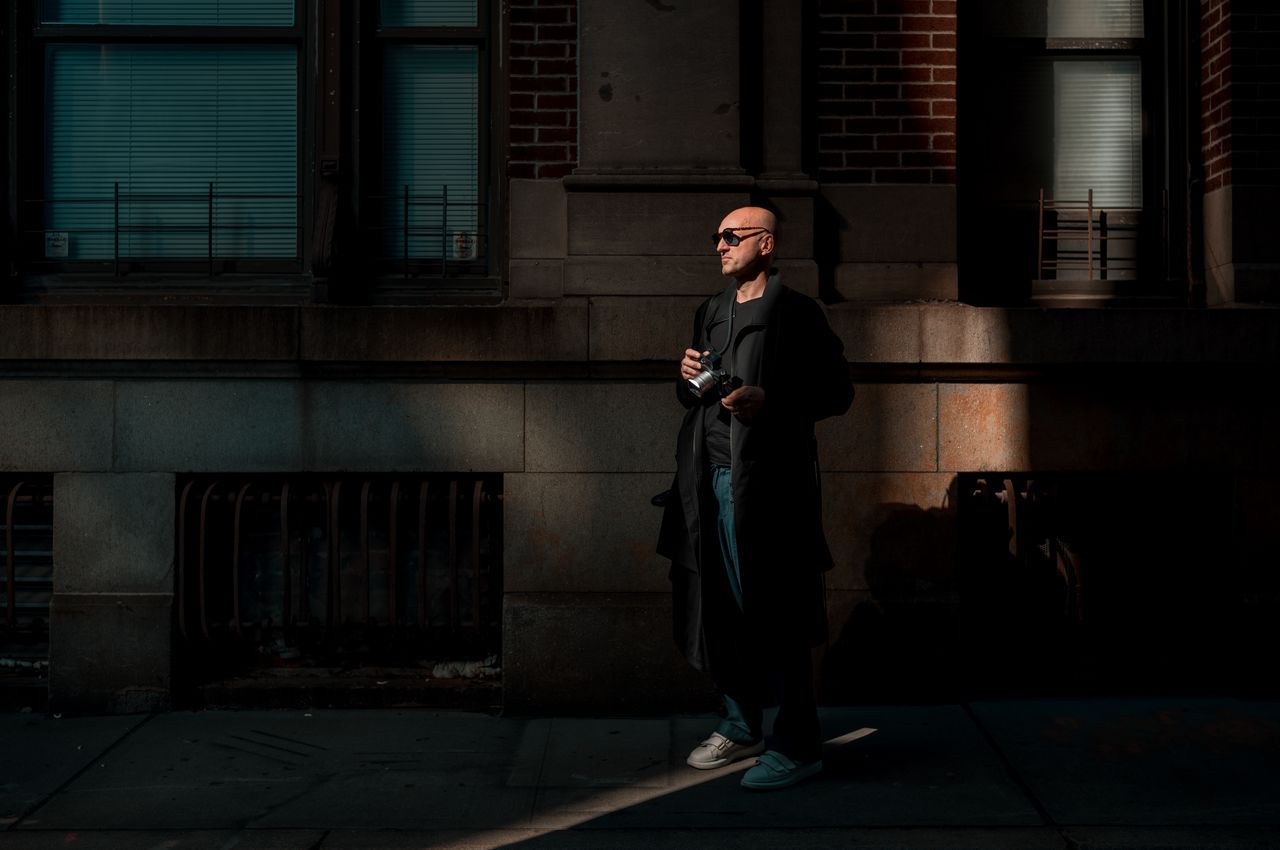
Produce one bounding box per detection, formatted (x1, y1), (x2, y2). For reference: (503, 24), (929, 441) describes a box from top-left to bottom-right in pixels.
(719, 206), (777, 236)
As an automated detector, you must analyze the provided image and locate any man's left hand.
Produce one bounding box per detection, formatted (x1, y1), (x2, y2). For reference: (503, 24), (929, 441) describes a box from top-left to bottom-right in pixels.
(721, 385), (765, 420)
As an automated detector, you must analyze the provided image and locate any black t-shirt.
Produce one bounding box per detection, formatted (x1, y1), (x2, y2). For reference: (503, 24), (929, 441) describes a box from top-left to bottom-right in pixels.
(702, 295), (765, 467)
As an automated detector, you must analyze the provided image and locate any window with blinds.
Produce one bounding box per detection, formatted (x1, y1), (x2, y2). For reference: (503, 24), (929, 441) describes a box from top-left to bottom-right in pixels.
(39, 0), (294, 26)
(44, 45), (298, 260)
(370, 0), (486, 275)
(380, 45), (480, 264)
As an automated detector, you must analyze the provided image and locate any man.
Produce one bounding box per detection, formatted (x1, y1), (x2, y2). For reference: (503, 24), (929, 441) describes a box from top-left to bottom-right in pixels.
(658, 206), (853, 790)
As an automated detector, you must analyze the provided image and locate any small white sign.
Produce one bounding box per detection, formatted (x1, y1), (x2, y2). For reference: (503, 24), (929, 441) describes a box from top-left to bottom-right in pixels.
(45, 231), (69, 258)
(452, 231), (476, 261)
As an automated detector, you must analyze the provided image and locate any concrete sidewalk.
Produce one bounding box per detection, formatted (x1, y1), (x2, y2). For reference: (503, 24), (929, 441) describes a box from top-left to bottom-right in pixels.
(2, 698), (1278, 849)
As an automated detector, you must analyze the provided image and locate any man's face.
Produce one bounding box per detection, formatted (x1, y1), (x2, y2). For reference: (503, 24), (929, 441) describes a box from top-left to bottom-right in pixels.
(715, 213), (771, 279)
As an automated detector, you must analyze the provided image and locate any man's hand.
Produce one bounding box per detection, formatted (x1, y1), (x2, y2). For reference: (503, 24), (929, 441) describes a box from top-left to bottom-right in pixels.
(681, 348), (708, 381)
(721, 385), (765, 420)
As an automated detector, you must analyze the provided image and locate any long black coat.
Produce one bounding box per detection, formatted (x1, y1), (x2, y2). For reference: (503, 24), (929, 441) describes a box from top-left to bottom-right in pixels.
(657, 276), (853, 674)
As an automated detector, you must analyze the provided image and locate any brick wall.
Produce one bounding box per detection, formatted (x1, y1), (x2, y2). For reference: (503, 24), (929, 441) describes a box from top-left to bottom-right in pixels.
(508, 0), (578, 179)
(817, 0), (956, 184)
(1230, 1), (1280, 189)
(1202, 0), (1233, 192)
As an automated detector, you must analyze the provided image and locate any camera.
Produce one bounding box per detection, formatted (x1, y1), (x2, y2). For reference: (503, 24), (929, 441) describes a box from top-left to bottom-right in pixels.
(686, 351), (743, 398)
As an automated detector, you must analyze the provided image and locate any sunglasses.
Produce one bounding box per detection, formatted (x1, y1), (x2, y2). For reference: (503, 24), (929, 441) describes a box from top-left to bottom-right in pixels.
(712, 227), (771, 248)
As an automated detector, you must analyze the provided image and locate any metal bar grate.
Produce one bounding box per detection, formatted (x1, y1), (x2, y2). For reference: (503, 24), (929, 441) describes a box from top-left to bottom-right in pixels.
(1, 477), (53, 683)
(175, 474), (502, 674)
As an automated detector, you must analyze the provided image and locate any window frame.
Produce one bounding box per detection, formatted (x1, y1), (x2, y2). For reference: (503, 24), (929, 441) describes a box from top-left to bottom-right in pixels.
(352, 0), (503, 299)
(14, 0), (307, 282)
(957, 1), (1176, 304)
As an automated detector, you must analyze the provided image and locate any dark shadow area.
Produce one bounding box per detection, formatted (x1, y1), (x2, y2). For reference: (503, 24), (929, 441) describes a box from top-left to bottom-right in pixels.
(822, 471), (1279, 704)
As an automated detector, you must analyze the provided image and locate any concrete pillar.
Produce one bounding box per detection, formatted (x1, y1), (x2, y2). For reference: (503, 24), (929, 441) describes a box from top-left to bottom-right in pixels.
(756, 0), (819, 290)
(579, 0), (741, 172)
(50, 473), (175, 715)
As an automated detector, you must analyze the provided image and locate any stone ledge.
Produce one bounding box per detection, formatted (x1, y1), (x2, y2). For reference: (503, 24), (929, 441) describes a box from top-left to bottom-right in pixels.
(3, 302), (1279, 367)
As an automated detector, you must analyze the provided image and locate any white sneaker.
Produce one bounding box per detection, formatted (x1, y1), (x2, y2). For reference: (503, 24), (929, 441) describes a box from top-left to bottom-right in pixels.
(685, 731), (766, 770)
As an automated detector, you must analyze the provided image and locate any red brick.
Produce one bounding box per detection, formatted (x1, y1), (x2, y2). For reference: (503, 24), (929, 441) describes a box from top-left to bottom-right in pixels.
(510, 110), (568, 127)
(509, 126), (536, 144)
(510, 76), (567, 93)
(845, 116), (902, 133)
(932, 32), (956, 49)
(878, 0), (930, 13)
(876, 32), (931, 49)
(846, 152), (903, 168)
(537, 93), (578, 110)
(903, 151), (953, 167)
(902, 49), (956, 66)
(511, 41), (569, 59)
(931, 167), (956, 183)
(821, 135), (876, 151)
(841, 49), (902, 66)
(931, 100), (956, 116)
(901, 116), (951, 133)
(931, 133), (956, 150)
(844, 82), (900, 99)
(510, 93), (536, 110)
(509, 24), (536, 41)
(875, 100), (918, 116)
(931, 0), (956, 15)
(846, 15), (901, 32)
(876, 65), (933, 83)
(932, 65), (956, 82)
(520, 7), (569, 24)
(902, 15), (954, 33)
(509, 59), (537, 76)
(511, 144), (568, 161)
(903, 82), (954, 99)
(825, 66), (877, 82)
(877, 133), (930, 150)
(536, 59), (577, 76)
(537, 24), (578, 41)
(537, 127), (577, 143)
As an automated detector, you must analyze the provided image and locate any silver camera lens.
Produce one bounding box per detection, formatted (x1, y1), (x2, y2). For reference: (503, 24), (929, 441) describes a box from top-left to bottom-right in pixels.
(687, 369), (720, 398)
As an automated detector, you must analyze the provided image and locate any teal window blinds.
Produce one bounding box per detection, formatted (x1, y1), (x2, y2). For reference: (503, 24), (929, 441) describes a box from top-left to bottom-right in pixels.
(44, 44), (298, 259)
(40, 0), (294, 26)
(380, 0), (477, 28)
(381, 45), (481, 262)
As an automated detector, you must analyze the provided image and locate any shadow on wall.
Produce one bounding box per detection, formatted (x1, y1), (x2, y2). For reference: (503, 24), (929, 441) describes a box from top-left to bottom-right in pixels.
(822, 471), (1276, 703)
(823, 480), (961, 704)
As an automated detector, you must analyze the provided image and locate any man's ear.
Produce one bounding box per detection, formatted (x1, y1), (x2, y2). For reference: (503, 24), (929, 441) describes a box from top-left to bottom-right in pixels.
(759, 232), (776, 258)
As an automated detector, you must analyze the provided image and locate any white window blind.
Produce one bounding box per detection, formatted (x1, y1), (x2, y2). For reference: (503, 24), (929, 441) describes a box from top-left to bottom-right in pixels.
(40, 0), (294, 26)
(381, 45), (480, 261)
(380, 0), (477, 28)
(44, 44), (298, 259)
(1054, 59), (1143, 208)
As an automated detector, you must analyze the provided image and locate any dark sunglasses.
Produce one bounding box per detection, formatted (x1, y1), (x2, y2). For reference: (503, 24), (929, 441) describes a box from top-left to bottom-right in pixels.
(712, 227), (771, 248)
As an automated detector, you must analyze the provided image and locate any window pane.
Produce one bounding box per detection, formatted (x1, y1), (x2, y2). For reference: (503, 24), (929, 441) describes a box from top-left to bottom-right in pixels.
(1054, 59), (1142, 208)
(45, 44), (298, 259)
(40, 0), (294, 26)
(382, 45), (481, 262)
(381, 0), (477, 28)
(976, 0), (1143, 39)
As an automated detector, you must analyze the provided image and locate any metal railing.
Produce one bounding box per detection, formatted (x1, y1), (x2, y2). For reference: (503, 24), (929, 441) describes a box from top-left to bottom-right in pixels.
(176, 475), (501, 671)
(24, 183), (300, 275)
(363, 185), (489, 279)
(1037, 188), (1139, 281)
(1, 478), (53, 680)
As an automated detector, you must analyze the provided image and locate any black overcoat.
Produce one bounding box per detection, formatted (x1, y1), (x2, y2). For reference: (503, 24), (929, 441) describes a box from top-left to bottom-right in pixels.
(657, 275), (853, 674)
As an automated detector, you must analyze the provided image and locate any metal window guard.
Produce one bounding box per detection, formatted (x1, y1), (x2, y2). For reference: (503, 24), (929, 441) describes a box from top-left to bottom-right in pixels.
(1037, 188), (1139, 282)
(25, 182), (300, 275)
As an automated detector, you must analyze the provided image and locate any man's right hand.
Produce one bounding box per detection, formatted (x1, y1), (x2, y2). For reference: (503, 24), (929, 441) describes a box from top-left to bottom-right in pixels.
(681, 349), (708, 381)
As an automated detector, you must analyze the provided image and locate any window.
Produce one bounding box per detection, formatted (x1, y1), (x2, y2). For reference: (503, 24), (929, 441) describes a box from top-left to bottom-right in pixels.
(26, 0), (301, 273)
(960, 0), (1167, 300)
(361, 0), (491, 282)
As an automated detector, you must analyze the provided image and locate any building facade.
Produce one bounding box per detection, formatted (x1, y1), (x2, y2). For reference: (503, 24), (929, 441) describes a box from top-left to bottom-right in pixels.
(2, 0), (1278, 713)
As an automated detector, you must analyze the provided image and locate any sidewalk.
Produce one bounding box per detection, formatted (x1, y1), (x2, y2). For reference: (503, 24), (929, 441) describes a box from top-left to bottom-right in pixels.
(3, 697), (1278, 849)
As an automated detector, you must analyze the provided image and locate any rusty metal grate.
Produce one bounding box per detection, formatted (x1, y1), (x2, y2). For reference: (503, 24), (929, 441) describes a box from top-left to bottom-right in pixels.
(1, 477), (54, 686)
(175, 475), (502, 677)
